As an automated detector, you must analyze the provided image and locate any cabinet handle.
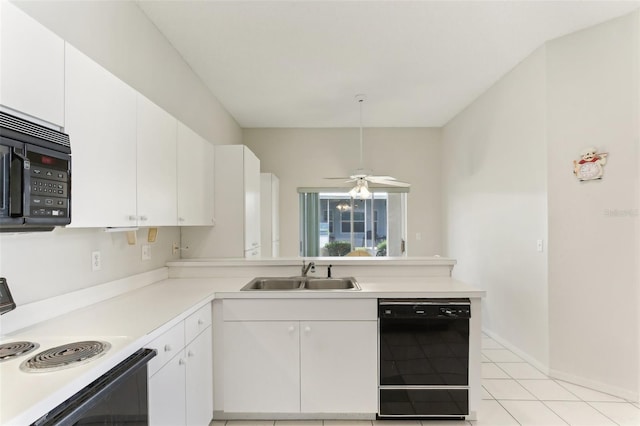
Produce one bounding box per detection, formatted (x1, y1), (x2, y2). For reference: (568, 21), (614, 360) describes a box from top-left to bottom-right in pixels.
(288, 326), (295, 333)
(140, 215), (148, 221)
(188, 350), (195, 357)
(198, 319), (204, 325)
(179, 358), (186, 366)
(128, 215), (137, 221)
(178, 217), (185, 222)
(304, 326), (311, 333)
(164, 344), (172, 352)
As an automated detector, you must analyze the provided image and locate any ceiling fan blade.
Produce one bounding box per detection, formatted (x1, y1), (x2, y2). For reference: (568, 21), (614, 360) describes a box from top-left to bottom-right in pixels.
(324, 177), (354, 180)
(367, 175), (397, 181)
(367, 177), (411, 187)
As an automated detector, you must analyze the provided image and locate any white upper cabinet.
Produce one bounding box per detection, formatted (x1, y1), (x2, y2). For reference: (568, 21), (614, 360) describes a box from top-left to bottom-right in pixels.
(0, 1), (64, 127)
(177, 122), (215, 226)
(65, 44), (138, 228)
(136, 95), (178, 226)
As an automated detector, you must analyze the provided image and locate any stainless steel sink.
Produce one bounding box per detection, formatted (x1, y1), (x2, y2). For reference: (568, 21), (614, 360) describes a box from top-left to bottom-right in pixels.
(241, 277), (304, 290)
(304, 277), (360, 290)
(240, 277), (360, 291)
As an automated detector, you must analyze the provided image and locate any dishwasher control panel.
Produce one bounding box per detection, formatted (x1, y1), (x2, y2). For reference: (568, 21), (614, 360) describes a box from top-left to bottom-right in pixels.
(378, 298), (471, 319)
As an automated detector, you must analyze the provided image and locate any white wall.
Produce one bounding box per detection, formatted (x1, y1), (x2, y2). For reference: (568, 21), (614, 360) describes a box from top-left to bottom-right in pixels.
(0, 1), (241, 305)
(243, 128), (442, 258)
(442, 47), (549, 368)
(546, 11), (639, 399)
(443, 10), (640, 400)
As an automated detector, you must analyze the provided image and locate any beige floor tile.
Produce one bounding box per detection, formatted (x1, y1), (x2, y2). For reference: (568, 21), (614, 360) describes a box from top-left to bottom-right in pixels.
(482, 349), (523, 363)
(555, 380), (626, 402)
(482, 337), (504, 349)
(500, 400), (566, 425)
(324, 421), (372, 426)
(482, 379), (536, 400)
(589, 402), (640, 426)
(544, 401), (616, 425)
(496, 362), (547, 380)
(275, 422), (323, 426)
(226, 422), (275, 426)
(482, 363), (510, 379)
(481, 386), (494, 400)
(470, 399), (518, 425)
(518, 379), (580, 401)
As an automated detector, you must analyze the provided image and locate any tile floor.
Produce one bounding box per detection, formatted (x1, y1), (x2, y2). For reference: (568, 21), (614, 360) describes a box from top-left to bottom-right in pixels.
(210, 335), (640, 426)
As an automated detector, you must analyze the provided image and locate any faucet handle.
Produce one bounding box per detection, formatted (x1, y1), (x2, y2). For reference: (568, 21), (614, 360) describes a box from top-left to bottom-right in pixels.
(327, 264), (332, 278)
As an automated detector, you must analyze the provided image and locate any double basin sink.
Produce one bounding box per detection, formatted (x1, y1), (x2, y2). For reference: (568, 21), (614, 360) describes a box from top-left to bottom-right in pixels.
(241, 276), (361, 291)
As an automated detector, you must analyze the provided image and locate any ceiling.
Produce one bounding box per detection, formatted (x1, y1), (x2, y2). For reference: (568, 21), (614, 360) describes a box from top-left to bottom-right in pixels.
(137, 1), (640, 128)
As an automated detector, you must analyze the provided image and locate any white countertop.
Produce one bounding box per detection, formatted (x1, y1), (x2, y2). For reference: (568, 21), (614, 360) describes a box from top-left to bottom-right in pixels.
(0, 274), (484, 425)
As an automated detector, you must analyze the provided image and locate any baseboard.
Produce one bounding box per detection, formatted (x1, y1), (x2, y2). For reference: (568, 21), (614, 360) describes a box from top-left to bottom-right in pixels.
(483, 328), (639, 403)
(482, 328), (550, 375)
(548, 368), (639, 403)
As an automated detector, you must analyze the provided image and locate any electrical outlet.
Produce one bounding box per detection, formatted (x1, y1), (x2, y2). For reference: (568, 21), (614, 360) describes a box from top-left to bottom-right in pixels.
(91, 251), (102, 271)
(172, 242), (179, 255)
(142, 244), (151, 261)
(536, 239), (544, 252)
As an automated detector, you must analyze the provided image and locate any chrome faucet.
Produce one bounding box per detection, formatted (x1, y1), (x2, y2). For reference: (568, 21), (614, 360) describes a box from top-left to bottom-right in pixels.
(301, 260), (315, 277)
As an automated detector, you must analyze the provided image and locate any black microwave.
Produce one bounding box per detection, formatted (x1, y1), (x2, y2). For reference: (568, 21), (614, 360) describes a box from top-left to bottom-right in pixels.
(0, 111), (71, 232)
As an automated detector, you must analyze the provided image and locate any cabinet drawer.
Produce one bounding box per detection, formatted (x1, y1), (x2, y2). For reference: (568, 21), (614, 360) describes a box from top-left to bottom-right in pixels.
(147, 321), (185, 376)
(185, 304), (212, 344)
(223, 298), (377, 321)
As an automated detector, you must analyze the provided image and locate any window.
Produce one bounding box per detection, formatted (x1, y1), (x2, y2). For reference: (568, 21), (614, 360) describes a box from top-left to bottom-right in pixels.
(299, 190), (407, 257)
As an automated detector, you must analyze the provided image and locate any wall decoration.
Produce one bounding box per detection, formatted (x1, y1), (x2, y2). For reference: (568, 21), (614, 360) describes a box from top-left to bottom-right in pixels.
(573, 147), (608, 181)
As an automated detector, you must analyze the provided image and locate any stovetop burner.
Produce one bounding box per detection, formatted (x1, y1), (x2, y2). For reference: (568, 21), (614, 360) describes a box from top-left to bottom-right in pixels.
(20, 340), (111, 373)
(0, 341), (39, 362)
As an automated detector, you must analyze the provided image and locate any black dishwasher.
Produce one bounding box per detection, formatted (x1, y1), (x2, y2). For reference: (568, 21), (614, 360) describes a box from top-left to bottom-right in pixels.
(378, 298), (471, 419)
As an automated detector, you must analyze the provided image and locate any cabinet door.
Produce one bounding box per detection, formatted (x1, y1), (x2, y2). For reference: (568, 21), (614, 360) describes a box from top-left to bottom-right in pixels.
(186, 328), (213, 426)
(243, 147), (261, 252)
(223, 321), (299, 412)
(149, 351), (187, 426)
(65, 44), (138, 227)
(177, 122), (214, 226)
(300, 321), (378, 413)
(136, 95), (177, 226)
(0, 1), (64, 127)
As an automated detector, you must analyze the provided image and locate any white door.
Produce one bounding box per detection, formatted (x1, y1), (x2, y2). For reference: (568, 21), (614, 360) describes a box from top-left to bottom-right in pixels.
(177, 122), (215, 226)
(185, 329), (213, 426)
(64, 44), (138, 227)
(223, 321), (299, 412)
(136, 95), (177, 226)
(300, 321), (378, 413)
(149, 352), (187, 426)
(0, 1), (64, 127)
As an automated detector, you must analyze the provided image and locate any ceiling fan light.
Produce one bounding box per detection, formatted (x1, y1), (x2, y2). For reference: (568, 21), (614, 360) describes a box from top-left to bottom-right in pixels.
(359, 185), (371, 199)
(348, 186), (359, 199)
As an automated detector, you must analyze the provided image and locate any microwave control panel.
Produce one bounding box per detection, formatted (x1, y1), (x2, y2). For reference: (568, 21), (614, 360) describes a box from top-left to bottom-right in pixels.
(27, 152), (70, 219)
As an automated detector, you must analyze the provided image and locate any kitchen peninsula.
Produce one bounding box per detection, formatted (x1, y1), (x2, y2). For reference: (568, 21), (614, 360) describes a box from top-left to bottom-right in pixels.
(0, 257), (484, 424)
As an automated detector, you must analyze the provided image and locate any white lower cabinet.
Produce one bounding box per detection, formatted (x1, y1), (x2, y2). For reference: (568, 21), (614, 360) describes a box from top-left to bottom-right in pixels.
(148, 305), (213, 426)
(222, 299), (377, 415)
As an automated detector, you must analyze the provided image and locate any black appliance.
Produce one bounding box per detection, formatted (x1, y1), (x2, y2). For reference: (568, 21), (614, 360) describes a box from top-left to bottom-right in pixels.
(378, 298), (471, 419)
(0, 111), (71, 232)
(0, 277), (16, 315)
(31, 348), (156, 426)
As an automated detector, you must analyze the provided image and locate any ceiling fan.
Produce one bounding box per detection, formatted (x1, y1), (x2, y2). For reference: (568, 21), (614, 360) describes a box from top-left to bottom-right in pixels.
(325, 94), (410, 199)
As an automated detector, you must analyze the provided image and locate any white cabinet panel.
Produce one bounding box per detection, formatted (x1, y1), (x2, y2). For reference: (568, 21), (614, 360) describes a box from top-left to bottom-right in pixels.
(149, 304), (213, 426)
(300, 321), (378, 413)
(64, 44), (138, 228)
(243, 148), (261, 251)
(149, 350), (187, 426)
(177, 122), (214, 226)
(260, 173), (279, 257)
(136, 96), (177, 226)
(186, 329), (213, 426)
(223, 321), (300, 413)
(0, 1), (64, 127)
